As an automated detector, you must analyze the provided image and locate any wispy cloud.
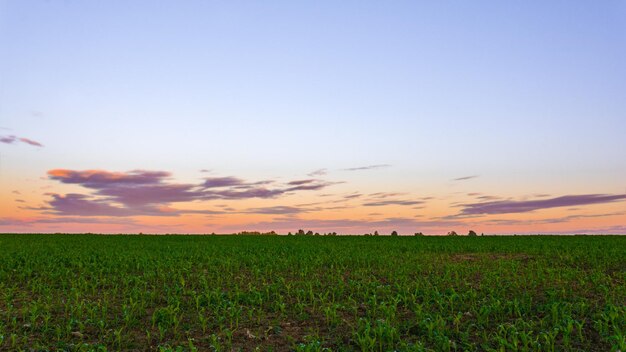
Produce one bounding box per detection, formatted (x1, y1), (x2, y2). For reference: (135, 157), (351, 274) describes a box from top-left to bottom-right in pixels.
(241, 206), (306, 215)
(0, 135), (43, 147)
(18, 137), (44, 147)
(286, 180), (339, 192)
(0, 216), (138, 227)
(287, 179), (317, 186)
(477, 212), (624, 228)
(308, 168), (327, 177)
(453, 175), (478, 181)
(343, 164), (391, 171)
(476, 195), (502, 201)
(0, 135), (15, 144)
(535, 212), (624, 224)
(368, 192), (405, 199)
(363, 200), (424, 207)
(460, 194), (626, 215)
(203, 176), (247, 188)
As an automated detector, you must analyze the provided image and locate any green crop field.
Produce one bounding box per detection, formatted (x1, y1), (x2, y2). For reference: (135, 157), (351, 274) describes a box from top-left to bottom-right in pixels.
(0, 235), (624, 351)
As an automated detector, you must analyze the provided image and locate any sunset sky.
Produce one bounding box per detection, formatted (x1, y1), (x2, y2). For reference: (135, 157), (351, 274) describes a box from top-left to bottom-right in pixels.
(1, 1), (625, 234)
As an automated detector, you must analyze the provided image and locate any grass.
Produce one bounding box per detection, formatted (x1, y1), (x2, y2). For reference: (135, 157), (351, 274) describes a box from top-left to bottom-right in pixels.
(0, 234), (624, 351)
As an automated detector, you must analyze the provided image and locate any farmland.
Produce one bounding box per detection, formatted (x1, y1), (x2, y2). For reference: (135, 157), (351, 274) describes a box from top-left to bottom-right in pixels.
(0, 234), (624, 351)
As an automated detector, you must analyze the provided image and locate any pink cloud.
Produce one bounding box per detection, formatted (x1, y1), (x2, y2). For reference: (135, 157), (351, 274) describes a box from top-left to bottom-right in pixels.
(0, 135), (43, 147)
(18, 137), (43, 147)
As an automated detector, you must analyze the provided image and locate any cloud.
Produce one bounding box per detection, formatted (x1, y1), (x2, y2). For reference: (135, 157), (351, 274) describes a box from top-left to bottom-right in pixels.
(33, 193), (225, 217)
(369, 192), (406, 199)
(241, 206), (306, 215)
(99, 184), (205, 205)
(0, 216), (139, 227)
(204, 187), (286, 199)
(453, 175), (478, 181)
(44, 193), (147, 217)
(18, 137), (44, 147)
(287, 179), (317, 186)
(308, 168), (327, 177)
(460, 194), (626, 215)
(48, 169), (170, 187)
(363, 200), (424, 207)
(483, 212), (624, 226)
(476, 195), (501, 200)
(0, 135), (16, 144)
(537, 212), (624, 224)
(572, 225), (626, 234)
(0, 135), (43, 147)
(44, 169), (337, 217)
(203, 176), (246, 188)
(286, 180), (337, 192)
(343, 164), (391, 171)
(48, 169), (207, 207)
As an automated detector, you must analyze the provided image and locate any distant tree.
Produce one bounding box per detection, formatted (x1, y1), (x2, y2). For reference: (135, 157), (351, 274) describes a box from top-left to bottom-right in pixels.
(481, 233), (484, 236)
(332, 232), (337, 236)
(414, 232), (424, 236)
(236, 230), (279, 236)
(391, 230), (399, 236)
(374, 231), (379, 236)
(306, 230), (314, 236)
(314, 232), (320, 236)
(468, 230), (477, 237)
(297, 229), (305, 236)
(447, 231), (458, 236)
(288, 232), (293, 236)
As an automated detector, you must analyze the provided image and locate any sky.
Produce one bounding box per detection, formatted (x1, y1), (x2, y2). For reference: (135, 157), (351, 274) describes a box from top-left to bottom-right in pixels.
(1, 0), (625, 234)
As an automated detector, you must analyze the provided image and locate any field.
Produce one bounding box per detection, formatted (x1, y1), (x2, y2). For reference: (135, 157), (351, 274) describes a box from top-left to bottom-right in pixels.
(0, 235), (624, 351)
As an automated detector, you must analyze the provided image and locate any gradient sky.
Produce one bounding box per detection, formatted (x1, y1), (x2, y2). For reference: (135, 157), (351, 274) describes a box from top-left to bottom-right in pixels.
(1, 0), (625, 234)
